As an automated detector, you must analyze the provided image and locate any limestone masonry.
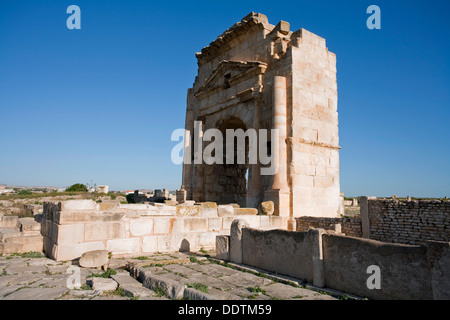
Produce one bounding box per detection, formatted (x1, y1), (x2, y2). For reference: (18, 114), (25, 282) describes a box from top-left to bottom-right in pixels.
(179, 12), (340, 223)
(41, 200), (286, 261)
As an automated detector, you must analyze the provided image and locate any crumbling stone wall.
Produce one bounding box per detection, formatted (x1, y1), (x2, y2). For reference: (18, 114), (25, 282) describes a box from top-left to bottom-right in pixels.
(42, 200), (287, 261)
(367, 200), (450, 245)
(296, 199), (449, 246)
(295, 216), (362, 237)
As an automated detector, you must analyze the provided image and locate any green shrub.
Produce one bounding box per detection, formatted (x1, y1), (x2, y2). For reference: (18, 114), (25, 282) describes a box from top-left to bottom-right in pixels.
(20, 251), (44, 258)
(87, 269), (117, 278)
(187, 283), (208, 293)
(65, 183), (88, 192)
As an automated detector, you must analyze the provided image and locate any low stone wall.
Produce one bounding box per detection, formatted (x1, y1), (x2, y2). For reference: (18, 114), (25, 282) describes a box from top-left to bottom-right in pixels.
(296, 216), (362, 237)
(242, 228), (316, 283)
(225, 221), (450, 299)
(42, 200), (287, 261)
(323, 234), (434, 299)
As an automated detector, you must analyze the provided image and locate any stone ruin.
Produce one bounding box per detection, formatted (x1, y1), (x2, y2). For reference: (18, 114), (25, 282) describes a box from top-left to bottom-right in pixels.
(0, 12), (449, 300)
(127, 189), (173, 204)
(40, 199), (285, 261)
(178, 12), (341, 225)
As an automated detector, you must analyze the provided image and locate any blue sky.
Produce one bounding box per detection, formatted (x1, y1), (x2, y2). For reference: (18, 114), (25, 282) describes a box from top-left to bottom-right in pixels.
(0, 0), (449, 197)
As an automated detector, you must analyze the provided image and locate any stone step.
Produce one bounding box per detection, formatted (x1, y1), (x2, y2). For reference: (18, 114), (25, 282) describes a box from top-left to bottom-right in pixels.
(4, 234), (43, 244)
(19, 218), (41, 232)
(111, 272), (158, 298)
(0, 228), (21, 242)
(0, 235), (43, 254)
(0, 242), (22, 255)
(0, 216), (19, 228)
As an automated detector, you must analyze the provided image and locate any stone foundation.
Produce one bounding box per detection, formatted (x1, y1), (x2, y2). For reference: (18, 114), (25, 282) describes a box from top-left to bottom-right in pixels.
(42, 200), (287, 261)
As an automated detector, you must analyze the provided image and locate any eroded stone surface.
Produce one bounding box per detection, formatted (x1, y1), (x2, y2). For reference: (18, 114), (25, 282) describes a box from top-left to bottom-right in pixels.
(0, 252), (340, 300)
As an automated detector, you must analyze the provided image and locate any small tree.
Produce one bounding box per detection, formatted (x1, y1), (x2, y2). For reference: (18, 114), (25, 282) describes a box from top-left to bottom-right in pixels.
(66, 183), (88, 192)
(18, 190), (32, 195)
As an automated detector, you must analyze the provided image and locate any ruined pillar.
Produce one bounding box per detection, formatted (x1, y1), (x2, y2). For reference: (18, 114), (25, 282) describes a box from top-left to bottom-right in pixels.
(181, 90), (195, 200)
(264, 76), (291, 219)
(360, 196), (376, 238)
(246, 94), (263, 209)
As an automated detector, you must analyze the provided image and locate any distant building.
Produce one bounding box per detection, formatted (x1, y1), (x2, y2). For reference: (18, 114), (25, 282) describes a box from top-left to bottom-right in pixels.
(97, 185), (109, 194)
(0, 189), (14, 195)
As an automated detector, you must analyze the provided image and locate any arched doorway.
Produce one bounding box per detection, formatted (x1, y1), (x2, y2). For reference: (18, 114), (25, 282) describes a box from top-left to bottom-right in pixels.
(203, 117), (249, 207)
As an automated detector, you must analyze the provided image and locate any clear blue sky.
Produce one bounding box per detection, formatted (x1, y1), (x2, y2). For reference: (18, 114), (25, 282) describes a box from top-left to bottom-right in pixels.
(0, 0), (449, 197)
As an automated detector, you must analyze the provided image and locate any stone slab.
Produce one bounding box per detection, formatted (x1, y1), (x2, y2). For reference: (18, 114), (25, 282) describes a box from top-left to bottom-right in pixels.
(86, 277), (118, 291)
(259, 282), (318, 299)
(2, 287), (69, 300)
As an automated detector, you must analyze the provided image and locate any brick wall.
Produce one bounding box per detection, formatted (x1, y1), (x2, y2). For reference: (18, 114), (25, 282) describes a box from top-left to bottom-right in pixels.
(296, 199), (450, 245)
(296, 216), (362, 237)
(368, 200), (450, 245)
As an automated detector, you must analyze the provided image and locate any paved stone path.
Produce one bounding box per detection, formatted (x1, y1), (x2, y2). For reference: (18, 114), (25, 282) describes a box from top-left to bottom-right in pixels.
(0, 251), (339, 300)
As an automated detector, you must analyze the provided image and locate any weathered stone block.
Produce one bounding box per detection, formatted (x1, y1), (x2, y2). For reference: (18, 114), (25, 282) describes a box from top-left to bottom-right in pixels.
(87, 278), (118, 291)
(142, 235), (158, 253)
(130, 219), (153, 236)
(55, 223), (84, 244)
(216, 235), (230, 260)
(21, 239), (44, 253)
(259, 201), (274, 215)
(259, 216), (270, 228)
(99, 202), (119, 211)
(55, 241), (106, 261)
(0, 228), (21, 242)
(85, 222), (125, 241)
(61, 200), (98, 211)
(208, 217), (222, 231)
(107, 238), (140, 255)
(221, 216), (236, 230)
(0, 216), (19, 228)
(229, 219), (249, 264)
(157, 234), (177, 252)
(199, 208), (218, 217)
(153, 217), (171, 234)
(176, 205), (201, 216)
(218, 205), (234, 217)
(79, 250), (110, 270)
(56, 211), (124, 225)
(19, 217), (41, 232)
(199, 202), (218, 209)
(183, 218), (208, 232)
(195, 232), (216, 249)
(233, 208), (258, 216)
(125, 211), (141, 218)
(269, 216), (285, 229)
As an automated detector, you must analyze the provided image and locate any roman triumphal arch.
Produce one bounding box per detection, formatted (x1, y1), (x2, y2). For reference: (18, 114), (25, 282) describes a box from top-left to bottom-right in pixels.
(178, 12), (341, 222)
